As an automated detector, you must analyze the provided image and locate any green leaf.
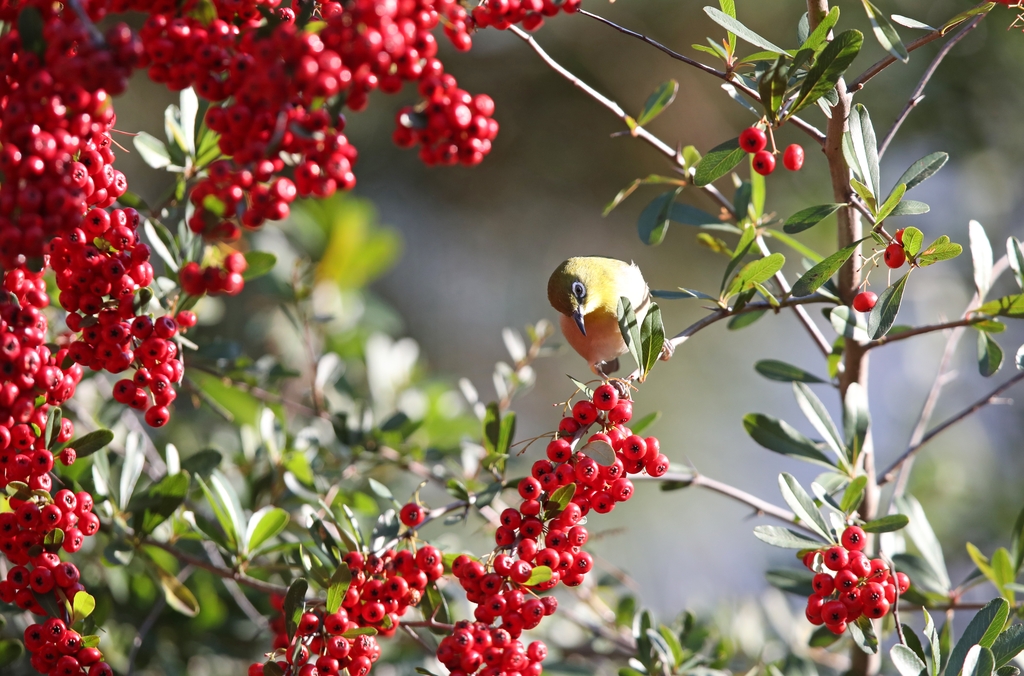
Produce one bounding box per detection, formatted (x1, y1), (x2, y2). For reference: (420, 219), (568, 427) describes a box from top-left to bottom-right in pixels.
(134, 131), (173, 169)
(978, 333), (1004, 378)
(943, 4), (998, 35)
(726, 253), (785, 297)
(754, 360), (825, 383)
(783, 204), (844, 234)
(156, 567), (201, 617)
(831, 306), (870, 343)
(793, 382), (848, 465)
(729, 309), (767, 330)
(603, 175), (684, 216)
(891, 200), (931, 216)
(790, 30), (864, 114)
(861, 514), (909, 532)
(284, 578), (309, 639)
(631, 411), (661, 435)
(639, 302), (664, 380)
(800, 6), (841, 52)
(341, 627), (378, 638)
(843, 382), (870, 462)
(637, 189), (681, 246)
(765, 229), (825, 263)
(651, 288), (718, 301)
(892, 644), (928, 676)
(617, 297), (643, 371)
(704, 7), (787, 54)
(17, 7), (45, 56)
(326, 563), (352, 614)
(1018, 344), (1024, 370)
(876, 184), (907, 223)
(792, 238), (865, 297)
(964, 645), (997, 676)
(970, 220), (994, 299)
(861, 0), (909, 62)
(43, 407), (61, 450)
(420, 582), (449, 631)
(758, 55), (791, 123)
(896, 495), (951, 593)
(120, 431), (145, 512)
(523, 565), (553, 586)
(69, 429), (114, 458)
(694, 137), (747, 187)
(992, 547), (1016, 604)
(992, 625), (1024, 668)
(181, 449), (222, 477)
(868, 272), (910, 339)
(636, 80), (679, 126)
(1007, 237), (1024, 289)
(548, 483), (577, 512)
(849, 615), (879, 654)
(243, 251), (277, 281)
(1012, 504), (1024, 574)
(851, 178), (878, 212)
(722, 224), (757, 292)
(848, 104), (880, 199)
(919, 236), (964, 266)
(580, 440), (616, 466)
(0, 639), (24, 667)
(840, 476), (868, 514)
(245, 507), (289, 555)
(765, 567), (815, 595)
(138, 472), (191, 535)
(73, 591), (96, 621)
(897, 152), (949, 192)
(779, 472), (833, 542)
(977, 295), (1024, 319)
(903, 227), (925, 257)
(753, 525), (825, 549)
(743, 414), (834, 468)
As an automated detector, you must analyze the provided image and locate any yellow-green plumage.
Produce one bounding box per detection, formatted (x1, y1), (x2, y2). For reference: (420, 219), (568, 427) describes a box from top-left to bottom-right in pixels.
(547, 256), (651, 375)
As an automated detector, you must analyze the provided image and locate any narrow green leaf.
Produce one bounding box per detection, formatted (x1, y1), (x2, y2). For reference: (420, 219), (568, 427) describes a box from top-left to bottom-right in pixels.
(246, 507), (290, 554)
(548, 483), (577, 512)
(897, 152), (949, 192)
(779, 472), (833, 541)
(243, 251), (277, 281)
(843, 382), (869, 462)
(840, 476), (868, 514)
(970, 220), (994, 299)
(793, 382), (848, 464)
(790, 30), (864, 114)
(69, 429), (114, 458)
(792, 239), (865, 297)
(631, 411), (661, 435)
(831, 306), (870, 343)
(890, 200), (931, 216)
(765, 567), (815, 595)
(138, 472), (191, 535)
(1007, 237), (1024, 289)
(157, 567), (201, 617)
(876, 183), (907, 223)
(727, 253), (785, 297)
(892, 644), (928, 676)
(134, 131), (173, 169)
(783, 204), (844, 234)
(638, 189), (681, 246)
(868, 272), (910, 339)
(636, 80), (679, 126)
(964, 645), (996, 676)
(722, 225), (757, 292)
(639, 303), (665, 380)
(617, 297), (643, 371)
(704, 7), (787, 54)
(120, 431), (145, 512)
(694, 137), (747, 187)
(326, 563), (352, 614)
(849, 615), (879, 654)
(978, 333), (1004, 378)
(992, 625), (1024, 668)
(753, 525), (825, 549)
(896, 495), (951, 593)
(862, 514), (910, 532)
(754, 360), (826, 383)
(848, 104), (880, 199)
(743, 414), (835, 468)
(800, 6), (841, 53)
(861, 0), (909, 62)
(284, 578), (309, 638)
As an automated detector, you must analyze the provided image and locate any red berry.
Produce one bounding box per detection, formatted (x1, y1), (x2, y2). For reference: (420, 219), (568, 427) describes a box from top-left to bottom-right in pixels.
(399, 502), (425, 528)
(752, 150), (776, 176)
(571, 400), (598, 425)
(592, 384), (618, 410)
(812, 573), (835, 596)
(894, 228), (905, 245)
(783, 144), (804, 171)
(823, 546), (849, 571)
(852, 291), (877, 313)
(884, 242), (906, 268)
(739, 127), (767, 153)
(895, 571), (911, 594)
(821, 600), (847, 625)
(841, 525), (867, 551)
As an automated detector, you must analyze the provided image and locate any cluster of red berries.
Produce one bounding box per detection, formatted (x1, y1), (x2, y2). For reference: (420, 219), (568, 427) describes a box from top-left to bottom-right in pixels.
(471, 0), (582, 34)
(179, 252), (249, 297)
(738, 127), (804, 176)
(436, 620), (547, 676)
(852, 228), (910, 313)
(0, 488), (98, 564)
(22, 615), (112, 676)
(394, 78), (499, 167)
(803, 526), (911, 634)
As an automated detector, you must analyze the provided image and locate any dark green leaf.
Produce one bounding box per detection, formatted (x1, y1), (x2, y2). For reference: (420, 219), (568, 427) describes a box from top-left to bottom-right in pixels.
(753, 525), (825, 549)
(848, 104), (880, 199)
(862, 514), (909, 532)
(729, 309), (767, 330)
(1007, 237), (1024, 289)
(800, 7), (841, 53)
(638, 189), (681, 246)
(840, 476), (868, 513)
(978, 333), (1004, 378)
(758, 55), (790, 123)
(326, 563), (352, 614)
(783, 204), (844, 234)
(849, 615), (879, 654)
(810, 625), (843, 647)
(138, 472), (191, 535)
(992, 625), (1024, 668)
(17, 7), (46, 56)
(0, 639), (24, 667)
(694, 138), (747, 187)
(946, 599), (1009, 676)
(743, 414), (834, 468)
(790, 30), (864, 114)
(755, 360), (826, 383)
(965, 646), (996, 676)
(617, 297), (643, 371)
(868, 272), (910, 339)
(548, 483), (576, 512)
(420, 583), (449, 632)
(284, 578), (309, 639)
(897, 152), (949, 192)
(68, 429), (114, 459)
(651, 288), (718, 300)
(704, 7), (787, 54)
(792, 239), (865, 297)
(243, 252), (277, 281)
(779, 472), (833, 541)
(603, 175), (685, 216)
(181, 449), (222, 477)
(793, 382), (847, 464)
(639, 303), (664, 380)
(636, 80), (679, 126)
(861, 0), (909, 62)
(1011, 503), (1024, 574)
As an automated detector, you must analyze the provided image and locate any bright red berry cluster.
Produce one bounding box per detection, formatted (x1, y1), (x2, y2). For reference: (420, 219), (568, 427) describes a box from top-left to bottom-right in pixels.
(22, 615), (112, 676)
(179, 251), (249, 297)
(436, 620), (547, 676)
(803, 525), (911, 635)
(471, 0), (582, 34)
(738, 127), (803, 175)
(394, 79), (498, 167)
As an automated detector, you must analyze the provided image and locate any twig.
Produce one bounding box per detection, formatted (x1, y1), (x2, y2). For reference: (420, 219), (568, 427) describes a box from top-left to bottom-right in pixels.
(878, 16), (984, 156)
(141, 538), (289, 595)
(576, 10), (827, 145)
(865, 318), (976, 349)
(668, 294), (832, 350)
(204, 541), (271, 631)
(879, 370), (1024, 485)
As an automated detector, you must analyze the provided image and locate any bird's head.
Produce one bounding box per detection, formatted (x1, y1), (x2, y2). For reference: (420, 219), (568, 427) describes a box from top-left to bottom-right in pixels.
(547, 257), (620, 336)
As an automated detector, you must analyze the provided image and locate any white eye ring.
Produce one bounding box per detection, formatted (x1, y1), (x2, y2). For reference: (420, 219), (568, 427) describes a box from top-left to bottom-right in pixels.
(572, 282), (586, 299)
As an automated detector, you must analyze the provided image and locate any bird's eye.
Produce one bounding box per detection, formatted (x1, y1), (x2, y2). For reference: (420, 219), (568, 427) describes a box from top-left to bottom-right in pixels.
(572, 281), (586, 299)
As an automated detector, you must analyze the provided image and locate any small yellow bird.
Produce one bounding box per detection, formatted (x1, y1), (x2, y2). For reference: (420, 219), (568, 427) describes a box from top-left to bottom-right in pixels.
(547, 256), (656, 377)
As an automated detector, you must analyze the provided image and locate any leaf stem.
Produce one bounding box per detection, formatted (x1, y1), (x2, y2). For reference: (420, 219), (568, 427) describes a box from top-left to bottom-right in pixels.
(864, 318), (977, 349)
(140, 537), (289, 595)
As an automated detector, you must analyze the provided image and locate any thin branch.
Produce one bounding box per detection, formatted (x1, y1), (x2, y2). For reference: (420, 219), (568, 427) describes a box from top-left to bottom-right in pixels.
(141, 538), (289, 595)
(865, 318), (976, 349)
(204, 541), (271, 631)
(878, 16), (983, 156)
(668, 294), (832, 349)
(576, 10), (826, 145)
(879, 370), (1024, 485)
(756, 235), (832, 356)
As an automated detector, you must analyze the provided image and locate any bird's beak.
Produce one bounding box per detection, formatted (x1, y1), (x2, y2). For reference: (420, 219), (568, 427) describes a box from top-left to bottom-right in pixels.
(572, 309), (586, 336)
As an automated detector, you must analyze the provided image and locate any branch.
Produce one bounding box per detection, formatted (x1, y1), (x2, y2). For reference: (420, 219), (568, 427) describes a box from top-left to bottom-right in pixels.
(865, 318), (976, 349)
(141, 538), (289, 595)
(879, 370), (1024, 485)
(878, 16), (984, 156)
(848, 4), (993, 91)
(668, 293), (832, 349)
(576, 9), (826, 145)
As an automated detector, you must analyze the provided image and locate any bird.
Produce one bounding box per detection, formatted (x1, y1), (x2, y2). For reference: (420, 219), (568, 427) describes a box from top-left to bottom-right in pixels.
(548, 256), (659, 378)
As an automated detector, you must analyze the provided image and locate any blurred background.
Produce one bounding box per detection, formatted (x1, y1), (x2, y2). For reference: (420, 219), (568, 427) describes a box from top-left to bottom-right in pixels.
(101, 0), (1024, 669)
